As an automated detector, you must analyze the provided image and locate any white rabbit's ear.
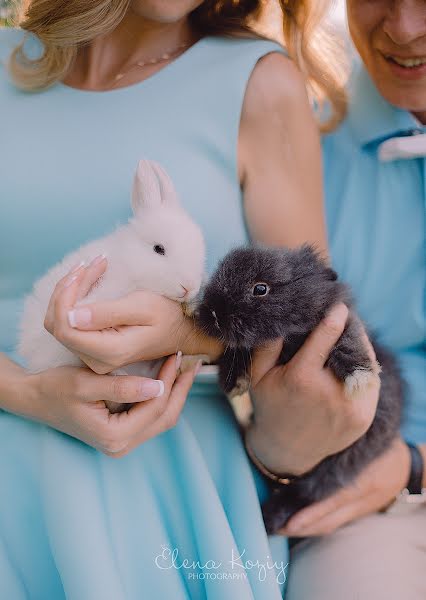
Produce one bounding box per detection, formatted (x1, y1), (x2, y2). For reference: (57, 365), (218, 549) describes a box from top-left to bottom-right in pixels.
(131, 160), (180, 215)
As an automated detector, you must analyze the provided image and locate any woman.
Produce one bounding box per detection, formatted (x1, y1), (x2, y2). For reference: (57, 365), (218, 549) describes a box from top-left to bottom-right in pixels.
(283, 1), (426, 598)
(0, 1), (378, 598)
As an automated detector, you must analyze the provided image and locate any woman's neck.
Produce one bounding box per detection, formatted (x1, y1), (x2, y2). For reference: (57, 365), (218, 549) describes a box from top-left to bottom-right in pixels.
(64, 9), (198, 91)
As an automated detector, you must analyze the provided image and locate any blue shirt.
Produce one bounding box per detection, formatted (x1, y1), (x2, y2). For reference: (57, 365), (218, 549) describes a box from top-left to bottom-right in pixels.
(322, 65), (426, 444)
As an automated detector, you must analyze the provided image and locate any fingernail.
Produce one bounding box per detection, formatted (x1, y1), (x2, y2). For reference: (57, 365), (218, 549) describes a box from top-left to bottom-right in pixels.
(70, 260), (85, 273)
(325, 303), (348, 327)
(90, 253), (107, 267)
(68, 307), (92, 328)
(64, 274), (78, 288)
(176, 350), (182, 370)
(139, 379), (164, 400)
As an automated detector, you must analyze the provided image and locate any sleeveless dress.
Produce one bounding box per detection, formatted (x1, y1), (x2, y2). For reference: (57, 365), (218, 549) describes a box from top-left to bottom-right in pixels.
(0, 29), (289, 599)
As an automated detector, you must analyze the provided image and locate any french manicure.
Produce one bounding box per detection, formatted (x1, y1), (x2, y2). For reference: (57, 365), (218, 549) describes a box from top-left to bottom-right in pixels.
(90, 253), (107, 267)
(176, 350), (183, 370)
(68, 307), (92, 328)
(139, 379), (164, 400)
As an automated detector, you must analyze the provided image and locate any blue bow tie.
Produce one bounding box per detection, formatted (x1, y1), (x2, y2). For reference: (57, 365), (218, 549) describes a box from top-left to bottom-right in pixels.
(378, 129), (426, 162)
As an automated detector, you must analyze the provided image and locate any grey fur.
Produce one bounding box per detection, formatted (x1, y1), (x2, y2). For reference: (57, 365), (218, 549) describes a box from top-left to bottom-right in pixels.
(196, 244), (404, 533)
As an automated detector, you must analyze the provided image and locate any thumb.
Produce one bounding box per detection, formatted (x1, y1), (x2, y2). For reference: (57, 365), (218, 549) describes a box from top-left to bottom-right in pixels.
(251, 338), (284, 387)
(292, 303), (349, 371)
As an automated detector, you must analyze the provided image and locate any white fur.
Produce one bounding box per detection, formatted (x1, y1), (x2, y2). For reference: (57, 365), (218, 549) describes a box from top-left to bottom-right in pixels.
(18, 160), (206, 410)
(344, 366), (381, 400)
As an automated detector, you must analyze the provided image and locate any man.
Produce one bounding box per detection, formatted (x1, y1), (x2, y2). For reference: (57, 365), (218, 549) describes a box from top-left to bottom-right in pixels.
(284, 2), (426, 598)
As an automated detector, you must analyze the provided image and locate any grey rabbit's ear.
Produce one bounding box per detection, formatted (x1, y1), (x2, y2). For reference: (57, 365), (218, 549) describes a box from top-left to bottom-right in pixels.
(131, 160), (181, 215)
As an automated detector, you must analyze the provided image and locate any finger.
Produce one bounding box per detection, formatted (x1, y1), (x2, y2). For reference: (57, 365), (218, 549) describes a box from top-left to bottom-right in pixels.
(67, 291), (160, 331)
(292, 303), (349, 370)
(53, 267), (96, 337)
(112, 355), (180, 438)
(78, 371), (166, 405)
(75, 254), (108, 301)
(44, 264), (87, 333)
(283, 484), (362, 535)
(251, 338), (284, 387)
(127, 359), (200, 445)
(283, 497), (372, 537)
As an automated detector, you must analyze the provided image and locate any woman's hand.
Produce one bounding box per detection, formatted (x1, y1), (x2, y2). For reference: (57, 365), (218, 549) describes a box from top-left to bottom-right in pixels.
(245, 303), (381, 477)
(44, 257), (221, 374)
(20, 353), (200, 457)
(278, 437), (411, 537)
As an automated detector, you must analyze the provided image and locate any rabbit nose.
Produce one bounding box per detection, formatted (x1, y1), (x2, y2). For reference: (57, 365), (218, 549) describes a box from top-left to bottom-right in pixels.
(180, 285), (190, 298)
(181, 283), (198, 300)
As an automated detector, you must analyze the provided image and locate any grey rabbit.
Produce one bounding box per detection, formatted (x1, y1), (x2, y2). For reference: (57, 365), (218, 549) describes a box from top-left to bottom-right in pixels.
(195, 244), (404, 534)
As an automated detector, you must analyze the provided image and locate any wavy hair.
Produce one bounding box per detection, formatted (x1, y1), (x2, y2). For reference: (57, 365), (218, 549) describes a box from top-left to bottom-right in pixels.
(9, 0), (347, 130)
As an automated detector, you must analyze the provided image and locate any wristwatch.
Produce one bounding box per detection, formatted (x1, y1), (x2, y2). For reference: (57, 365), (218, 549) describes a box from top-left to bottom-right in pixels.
(386, 442), (426, 515)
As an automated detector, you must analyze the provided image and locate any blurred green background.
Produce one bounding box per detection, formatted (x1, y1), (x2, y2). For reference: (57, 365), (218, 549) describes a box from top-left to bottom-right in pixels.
(0, 0), (16, 26)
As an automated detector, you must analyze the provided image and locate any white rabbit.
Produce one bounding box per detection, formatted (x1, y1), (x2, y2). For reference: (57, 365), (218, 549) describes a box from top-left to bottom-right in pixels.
(18, 160), (206, 412)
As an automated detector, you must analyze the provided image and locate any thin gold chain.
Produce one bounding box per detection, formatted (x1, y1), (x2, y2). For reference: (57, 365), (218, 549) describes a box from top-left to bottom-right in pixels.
(112, 42), (190, 87)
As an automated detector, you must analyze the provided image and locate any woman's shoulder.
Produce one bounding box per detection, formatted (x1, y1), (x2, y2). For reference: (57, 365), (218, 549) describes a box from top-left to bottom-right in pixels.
(241, 48), (310, 128)
(201, 34), (286, 67)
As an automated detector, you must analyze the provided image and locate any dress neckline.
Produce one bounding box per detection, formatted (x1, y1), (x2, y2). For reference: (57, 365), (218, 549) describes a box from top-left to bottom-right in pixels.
(56, 36), (207, 96)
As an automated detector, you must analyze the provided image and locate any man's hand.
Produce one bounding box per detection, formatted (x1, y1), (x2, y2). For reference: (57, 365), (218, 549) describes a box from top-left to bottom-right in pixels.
(246, 303), (380, 476)
(278, 437), (411, 537)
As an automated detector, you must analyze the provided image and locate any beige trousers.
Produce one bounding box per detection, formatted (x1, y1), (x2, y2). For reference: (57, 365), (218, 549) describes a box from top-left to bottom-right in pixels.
(285, 507), (426, 600)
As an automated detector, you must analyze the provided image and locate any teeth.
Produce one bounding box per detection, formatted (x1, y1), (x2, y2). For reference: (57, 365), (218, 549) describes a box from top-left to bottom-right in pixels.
(389, 56), (426, 68)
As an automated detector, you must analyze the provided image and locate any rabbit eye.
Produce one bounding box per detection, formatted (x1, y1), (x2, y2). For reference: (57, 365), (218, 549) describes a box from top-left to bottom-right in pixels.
(153, 244), (165, 256)
(252, 283), (270, 297)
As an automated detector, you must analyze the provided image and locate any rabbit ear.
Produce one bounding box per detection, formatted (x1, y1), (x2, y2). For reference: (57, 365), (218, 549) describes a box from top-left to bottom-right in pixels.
(131, 160), (180, 215)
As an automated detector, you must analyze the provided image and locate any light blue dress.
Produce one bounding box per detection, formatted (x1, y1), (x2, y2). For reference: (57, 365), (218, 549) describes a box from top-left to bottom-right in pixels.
(0, 29), (289, 599)
(323, 65), (426, 444)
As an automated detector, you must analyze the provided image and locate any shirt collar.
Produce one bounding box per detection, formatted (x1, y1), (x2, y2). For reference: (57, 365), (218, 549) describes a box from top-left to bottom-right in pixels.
(347, 63), (425, 148)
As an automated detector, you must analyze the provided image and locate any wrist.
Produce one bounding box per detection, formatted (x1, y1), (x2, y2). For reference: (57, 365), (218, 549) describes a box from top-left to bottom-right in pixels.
(245, 422), (321, 478)
(0, 367), (39, 419)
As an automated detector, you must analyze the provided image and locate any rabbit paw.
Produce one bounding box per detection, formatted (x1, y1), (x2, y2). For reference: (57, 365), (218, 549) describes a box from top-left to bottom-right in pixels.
(229, 391), (253, 427)
(228, 375), (250, 399)
(344, 361), (381, 399)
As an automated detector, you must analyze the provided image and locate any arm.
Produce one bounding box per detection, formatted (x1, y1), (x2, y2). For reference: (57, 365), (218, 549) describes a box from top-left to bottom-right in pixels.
(277, 438), (426, 537)
(0, 353), (37, 418)
(237, 52), (379, 475)
(239, 52), (328, 255)
(0, 344), (199, 456)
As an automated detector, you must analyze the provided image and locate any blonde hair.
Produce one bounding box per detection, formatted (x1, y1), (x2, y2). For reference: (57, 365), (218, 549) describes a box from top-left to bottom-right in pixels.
(9, 0), (347, 130)
(278, 0), (348, 131)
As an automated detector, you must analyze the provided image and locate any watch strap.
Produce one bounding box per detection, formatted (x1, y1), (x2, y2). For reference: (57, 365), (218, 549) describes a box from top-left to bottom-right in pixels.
(405, 442), (424, 494)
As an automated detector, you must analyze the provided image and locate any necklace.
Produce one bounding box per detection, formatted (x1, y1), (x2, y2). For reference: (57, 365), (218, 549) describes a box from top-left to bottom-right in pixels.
(113, 42), (191, 86)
